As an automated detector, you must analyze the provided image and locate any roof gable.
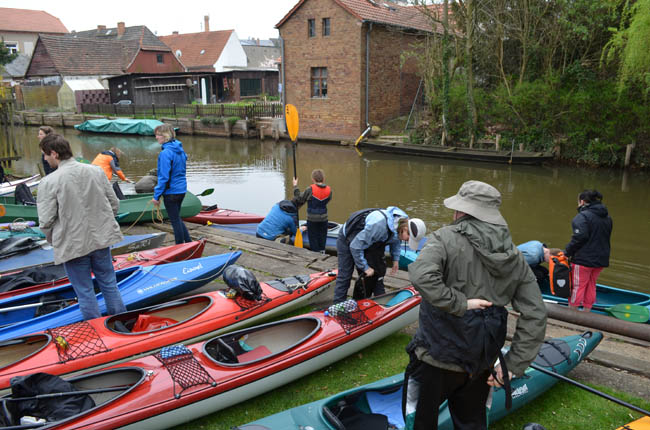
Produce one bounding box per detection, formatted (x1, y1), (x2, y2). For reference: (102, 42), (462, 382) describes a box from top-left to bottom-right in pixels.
(70, 25), (170, 51)
(276, 0), (440, 33)
(159, 30), (233, 71)
(0, 7), (68, 34)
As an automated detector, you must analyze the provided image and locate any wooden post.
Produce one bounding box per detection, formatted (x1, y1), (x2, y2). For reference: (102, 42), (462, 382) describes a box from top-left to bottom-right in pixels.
(152, 104), (156, 118)
(495, 134), (500, 151)
(173, 103), (176, 117)
(624, 143), (636, 168)
(132, 104), (136, 119)
(260, 125), (265, 141)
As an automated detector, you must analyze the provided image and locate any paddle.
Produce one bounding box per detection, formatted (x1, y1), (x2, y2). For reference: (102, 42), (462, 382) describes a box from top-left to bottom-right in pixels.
(606, 303), (650, 323)
(3, 385), (132, 402)
(285, 104), (303, 248)
(529, 363), (650, 416)
(197, 188), (214, 197)
(0, 297), (75, 313)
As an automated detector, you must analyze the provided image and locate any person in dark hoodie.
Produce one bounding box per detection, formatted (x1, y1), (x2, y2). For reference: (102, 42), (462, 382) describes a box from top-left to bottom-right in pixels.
(256, 199), (302, 241)
(406, 180), (546, 430)
(152, 124), (191, 244)
(565, 189), (613, 311)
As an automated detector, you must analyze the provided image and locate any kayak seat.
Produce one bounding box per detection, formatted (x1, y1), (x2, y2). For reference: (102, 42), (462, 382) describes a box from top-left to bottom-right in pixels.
(132, 314), (178, 332)
(237, 345), (272, 363)
(204, 204), (219, 212)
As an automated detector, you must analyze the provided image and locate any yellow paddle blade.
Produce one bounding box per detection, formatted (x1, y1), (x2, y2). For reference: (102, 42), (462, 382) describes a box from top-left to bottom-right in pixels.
(285, 104), (299, 142)
(294, 228), (303, 248)
(0, 204), (5, 217)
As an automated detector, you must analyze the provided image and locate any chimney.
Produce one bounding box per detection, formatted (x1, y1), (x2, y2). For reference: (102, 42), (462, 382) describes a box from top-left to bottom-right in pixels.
(117, 22), (126, 36)
(97, 25), (106, 31)
(256, 38), (260, 46)
(204, 15), (210, 32)
(172, 31), (179, 35)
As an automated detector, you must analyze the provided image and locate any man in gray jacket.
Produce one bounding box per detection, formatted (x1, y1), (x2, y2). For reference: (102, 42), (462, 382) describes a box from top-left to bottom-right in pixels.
(38, 134), (126, 321)
(406, 180), (547, 430)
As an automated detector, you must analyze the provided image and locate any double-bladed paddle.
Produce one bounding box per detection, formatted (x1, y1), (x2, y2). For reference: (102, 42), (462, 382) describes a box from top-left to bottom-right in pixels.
(196, 188), (215, 197)
(606, 303), (650, 323)
(285, 104), (303, 248)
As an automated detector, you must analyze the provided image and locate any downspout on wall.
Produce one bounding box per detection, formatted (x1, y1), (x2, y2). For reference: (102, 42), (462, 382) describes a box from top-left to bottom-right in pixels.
(365, 22), (372, 128)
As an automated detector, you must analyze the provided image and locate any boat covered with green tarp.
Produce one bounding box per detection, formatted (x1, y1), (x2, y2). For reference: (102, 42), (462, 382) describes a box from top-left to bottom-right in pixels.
(74, 119), (168, 136)
(0, 192), (201, 224)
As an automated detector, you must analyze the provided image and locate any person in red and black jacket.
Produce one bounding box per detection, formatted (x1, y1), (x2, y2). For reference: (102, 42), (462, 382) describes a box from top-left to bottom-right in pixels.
(565, 189), (613, 311)
(293, 169), (332, 253)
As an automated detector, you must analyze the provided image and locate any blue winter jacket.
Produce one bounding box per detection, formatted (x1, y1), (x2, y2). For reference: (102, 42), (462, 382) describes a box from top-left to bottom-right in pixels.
(153, 139), (188, 200)
(517, 240), (545, 266)
(344, 206), (408, 272)
(256, 200), (298, 241)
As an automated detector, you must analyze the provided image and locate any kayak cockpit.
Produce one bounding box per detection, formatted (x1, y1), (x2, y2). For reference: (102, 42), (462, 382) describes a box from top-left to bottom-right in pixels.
(204, 317), (320, 366)
(0, 334), (50, 370)
(105, 296), (212, 334)
(373, 289), (415, 308)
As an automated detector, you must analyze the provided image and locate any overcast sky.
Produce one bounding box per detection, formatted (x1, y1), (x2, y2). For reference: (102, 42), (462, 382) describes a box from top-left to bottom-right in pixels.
(2, 0), (300, 40)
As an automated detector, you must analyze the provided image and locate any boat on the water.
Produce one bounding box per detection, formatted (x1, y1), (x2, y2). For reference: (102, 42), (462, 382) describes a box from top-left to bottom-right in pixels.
(0, 270), (337, 389)
(0, 174), (40, 197)
(74, 118), (169, 136)
(0, 192), (202, 225)
(0, 232), (167, 274)
(358, 139), (554, 165)
(184, 205), (265, 225)
(0, 240), (206, 300)
(9, 289), (420, 430)
(237, 331), (603, 430)
(0, 251), (242, 342)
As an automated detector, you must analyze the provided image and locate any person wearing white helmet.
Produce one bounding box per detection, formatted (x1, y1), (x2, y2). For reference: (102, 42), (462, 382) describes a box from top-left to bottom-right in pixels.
(333, 206), (425, 303)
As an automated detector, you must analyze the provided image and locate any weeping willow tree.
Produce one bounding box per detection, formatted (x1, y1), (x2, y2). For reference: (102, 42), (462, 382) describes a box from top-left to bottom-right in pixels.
(602, 0), (650, 98)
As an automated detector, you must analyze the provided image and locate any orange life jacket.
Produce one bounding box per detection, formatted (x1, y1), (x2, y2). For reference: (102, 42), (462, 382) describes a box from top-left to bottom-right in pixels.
(91, 152), (127, 181)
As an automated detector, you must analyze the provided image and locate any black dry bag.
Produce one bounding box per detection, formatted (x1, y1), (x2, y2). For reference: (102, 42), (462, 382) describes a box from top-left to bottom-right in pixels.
(223, 265), (262, 301)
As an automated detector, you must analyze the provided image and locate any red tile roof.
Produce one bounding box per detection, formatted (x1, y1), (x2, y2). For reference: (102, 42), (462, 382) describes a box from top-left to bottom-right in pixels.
(0, 7), (68, 34)
(276, 0), (442, 33)
(159, 30), (233, 71)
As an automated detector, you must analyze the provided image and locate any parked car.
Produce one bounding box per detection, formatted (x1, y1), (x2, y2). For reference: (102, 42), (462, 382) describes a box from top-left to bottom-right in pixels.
(114, 100), (132, 105)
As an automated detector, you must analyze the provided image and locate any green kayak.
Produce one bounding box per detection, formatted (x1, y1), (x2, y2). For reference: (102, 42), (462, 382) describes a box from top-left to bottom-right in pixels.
(0, 192), (201, 225)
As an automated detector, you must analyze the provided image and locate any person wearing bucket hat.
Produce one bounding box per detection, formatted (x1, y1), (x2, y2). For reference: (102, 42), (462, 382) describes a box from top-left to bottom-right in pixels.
(333, 206), (424, 303)
(404, 180), (546, 430)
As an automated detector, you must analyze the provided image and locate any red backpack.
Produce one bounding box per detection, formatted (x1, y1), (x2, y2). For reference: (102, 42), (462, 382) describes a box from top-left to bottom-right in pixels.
(549, 252), (572, 298)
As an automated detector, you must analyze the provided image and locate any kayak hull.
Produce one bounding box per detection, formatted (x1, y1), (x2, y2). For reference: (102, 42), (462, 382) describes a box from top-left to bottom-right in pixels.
(0, 270), (337, 389)
(0, 251), (242, 342)
(184, 206), (265, 225)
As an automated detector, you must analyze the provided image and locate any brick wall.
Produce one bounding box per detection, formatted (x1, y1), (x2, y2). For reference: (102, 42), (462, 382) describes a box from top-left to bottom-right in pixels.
(280, 0), (364, 140)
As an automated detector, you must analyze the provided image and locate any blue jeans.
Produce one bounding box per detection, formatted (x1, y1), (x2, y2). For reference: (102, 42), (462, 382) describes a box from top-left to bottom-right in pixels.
(164, 193), (192, 244)
(64, 247), (126, 321)
(333, 231), (356, 303)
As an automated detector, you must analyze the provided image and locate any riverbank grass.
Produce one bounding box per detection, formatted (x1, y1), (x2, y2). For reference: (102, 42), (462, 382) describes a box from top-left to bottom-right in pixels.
(172, 331), (649, 430)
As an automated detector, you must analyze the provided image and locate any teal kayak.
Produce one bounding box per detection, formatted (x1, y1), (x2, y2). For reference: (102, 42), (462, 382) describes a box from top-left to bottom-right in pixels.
(74, 118), (168, 136)
(236, 331), (603, 430)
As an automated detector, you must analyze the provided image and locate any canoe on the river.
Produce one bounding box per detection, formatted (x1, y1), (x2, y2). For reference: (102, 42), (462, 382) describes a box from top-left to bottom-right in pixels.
(0, 232), (167, 274)
(184, 205), (265, 225)
(0, 240), (206, 300)
(12, 288), (419, 430)
(0, 251), (242, 342)
(237, 330), (603, 430)
(74, 118), (169, 136)
(358, 139), (554, 165)
(0, 192), (202, 224)
(0, 174), (40, 196)
(0, 269), (336, 389)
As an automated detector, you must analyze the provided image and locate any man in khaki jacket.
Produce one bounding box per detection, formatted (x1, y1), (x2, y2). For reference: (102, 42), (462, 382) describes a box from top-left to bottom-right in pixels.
(37, 134), (126, 321)
(406, 180), (547, 430)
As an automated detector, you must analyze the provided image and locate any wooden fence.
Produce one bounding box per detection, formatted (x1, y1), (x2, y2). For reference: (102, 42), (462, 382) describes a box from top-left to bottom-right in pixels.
(79, 102), (283, 119)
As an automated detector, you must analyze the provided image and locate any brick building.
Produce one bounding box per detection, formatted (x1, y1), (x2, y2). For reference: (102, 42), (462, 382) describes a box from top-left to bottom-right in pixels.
(276, 0), (439, 141)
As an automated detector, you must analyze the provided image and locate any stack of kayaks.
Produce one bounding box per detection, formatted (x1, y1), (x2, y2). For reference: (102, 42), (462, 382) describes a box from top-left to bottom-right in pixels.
(0, 270), (337, 388)
(0, 240), (207, 300)
(236, 331), (603, 430)
(0, 251), (242, 342)
(0, 289), (420, 429)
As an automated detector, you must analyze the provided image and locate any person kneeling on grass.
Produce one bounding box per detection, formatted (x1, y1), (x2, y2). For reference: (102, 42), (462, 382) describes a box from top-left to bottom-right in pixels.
(256, 199), (303, 242)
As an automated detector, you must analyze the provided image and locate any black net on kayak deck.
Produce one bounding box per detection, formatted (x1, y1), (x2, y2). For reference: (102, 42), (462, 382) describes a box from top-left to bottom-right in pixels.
(155, 344), (216, 398)
(47, 321), (109, 363)
(323, 299), (372, 334)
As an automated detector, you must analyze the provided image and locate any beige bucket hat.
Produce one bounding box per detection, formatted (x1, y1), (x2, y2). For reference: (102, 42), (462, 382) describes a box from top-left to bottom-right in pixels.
(443, 180), (507, 226)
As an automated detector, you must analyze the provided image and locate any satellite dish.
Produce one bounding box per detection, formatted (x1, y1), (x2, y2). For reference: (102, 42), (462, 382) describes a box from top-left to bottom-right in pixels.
(186, 78), (192, 87)
(175, 49), (182, 58)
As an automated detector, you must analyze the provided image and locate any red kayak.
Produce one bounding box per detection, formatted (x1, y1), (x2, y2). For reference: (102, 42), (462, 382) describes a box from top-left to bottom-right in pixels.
(0, 240), (206, 301)
(10, 288), (419, 430)
(184, 205), (264, 225)
(0, 270), (337, 389)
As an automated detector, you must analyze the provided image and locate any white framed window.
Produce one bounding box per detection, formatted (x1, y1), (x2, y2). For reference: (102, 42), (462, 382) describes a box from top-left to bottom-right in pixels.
(4, 42), (18, 54)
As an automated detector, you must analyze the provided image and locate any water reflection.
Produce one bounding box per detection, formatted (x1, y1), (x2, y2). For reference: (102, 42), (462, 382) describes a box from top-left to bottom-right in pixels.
(5, 126), (650, 293)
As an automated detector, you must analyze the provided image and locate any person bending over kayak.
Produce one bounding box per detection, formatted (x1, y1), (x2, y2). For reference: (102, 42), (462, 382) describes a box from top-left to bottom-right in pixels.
(91, 147), (133, 183)
(517, 240), (562, 290)
(256, 199), (303, 241)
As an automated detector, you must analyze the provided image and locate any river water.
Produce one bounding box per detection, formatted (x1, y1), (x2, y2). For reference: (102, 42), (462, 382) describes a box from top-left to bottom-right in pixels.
(6, 126), (650, 294)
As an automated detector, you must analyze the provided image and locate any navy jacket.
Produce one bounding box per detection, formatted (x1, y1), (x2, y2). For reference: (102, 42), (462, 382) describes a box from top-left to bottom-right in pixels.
(565, 202), (613, 267)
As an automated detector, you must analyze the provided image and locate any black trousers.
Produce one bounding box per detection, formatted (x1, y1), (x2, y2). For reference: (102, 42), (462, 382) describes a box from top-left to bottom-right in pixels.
(410, 360), (490, 430)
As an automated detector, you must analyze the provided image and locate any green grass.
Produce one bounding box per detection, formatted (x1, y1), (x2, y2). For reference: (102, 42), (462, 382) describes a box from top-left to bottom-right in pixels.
(170, 327), (649, 430)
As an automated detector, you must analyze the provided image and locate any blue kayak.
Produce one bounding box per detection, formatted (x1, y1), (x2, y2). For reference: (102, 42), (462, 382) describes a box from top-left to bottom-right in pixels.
(236, 331), (603, 430)
(0, 233), (165, 274)
(0, 251), (241, 342)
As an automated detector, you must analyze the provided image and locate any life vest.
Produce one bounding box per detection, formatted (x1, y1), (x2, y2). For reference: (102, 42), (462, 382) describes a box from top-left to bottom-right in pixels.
(343, 208), (392, 248)
(91, 151), (126, 181)
(549, 252), (572, 298)
(307, 183), (331, 216)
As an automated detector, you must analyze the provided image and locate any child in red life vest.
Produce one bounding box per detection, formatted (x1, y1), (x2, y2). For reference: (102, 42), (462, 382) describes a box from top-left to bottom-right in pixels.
(293, 169), (332, 253)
